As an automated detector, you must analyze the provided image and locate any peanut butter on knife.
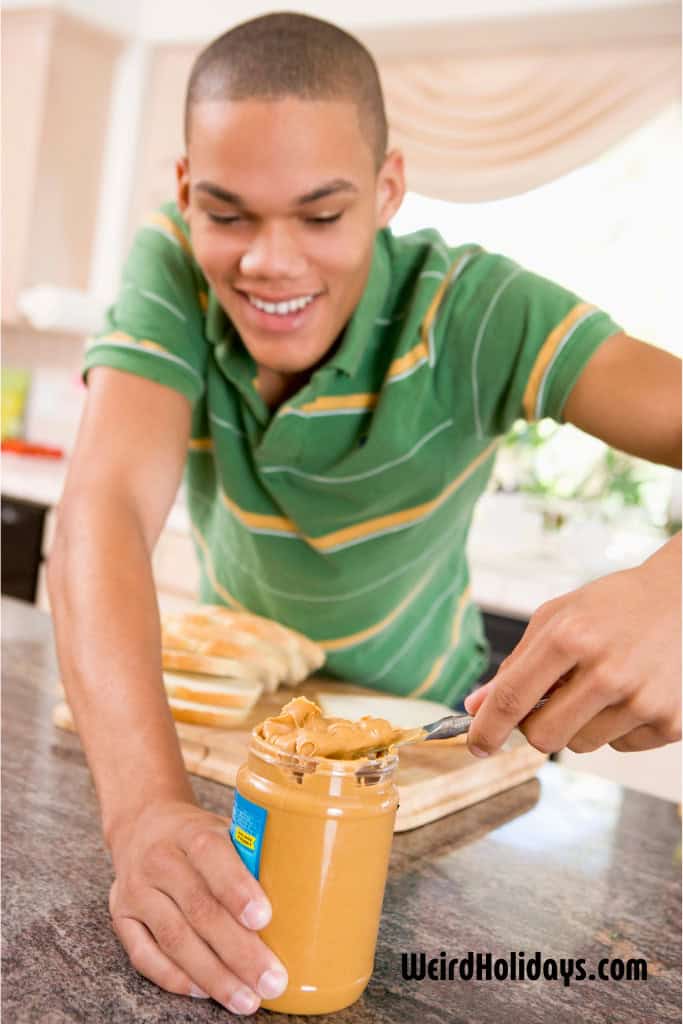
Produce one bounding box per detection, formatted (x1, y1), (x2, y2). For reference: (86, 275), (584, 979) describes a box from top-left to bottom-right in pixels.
(256, 696), (424, 759)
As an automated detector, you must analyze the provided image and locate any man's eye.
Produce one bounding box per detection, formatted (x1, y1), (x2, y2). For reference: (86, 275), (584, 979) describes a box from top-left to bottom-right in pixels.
(307, 213), (343, 225)
(207, 213), (241, 225)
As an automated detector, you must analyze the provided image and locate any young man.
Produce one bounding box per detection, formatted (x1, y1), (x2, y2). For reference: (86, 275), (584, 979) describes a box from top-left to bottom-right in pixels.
(48, 12), (681, 1016)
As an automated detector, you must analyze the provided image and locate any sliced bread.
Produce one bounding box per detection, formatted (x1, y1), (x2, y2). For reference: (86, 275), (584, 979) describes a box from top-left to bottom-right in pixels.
(161, 648), (269, 686)
(162, 670), (262, 709)
(166, 695), (250, 728)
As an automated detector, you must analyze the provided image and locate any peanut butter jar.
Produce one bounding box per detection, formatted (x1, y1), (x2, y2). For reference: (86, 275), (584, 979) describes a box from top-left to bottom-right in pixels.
(230, 703), (399, 1014)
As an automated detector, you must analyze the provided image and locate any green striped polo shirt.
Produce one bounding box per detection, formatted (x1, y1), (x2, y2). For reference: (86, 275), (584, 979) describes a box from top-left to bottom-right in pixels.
(83, 200), (622, 708)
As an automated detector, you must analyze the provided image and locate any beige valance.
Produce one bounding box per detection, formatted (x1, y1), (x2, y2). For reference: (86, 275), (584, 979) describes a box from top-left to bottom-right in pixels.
(129, 4), (681, 230)
(363, 5), (681, 201)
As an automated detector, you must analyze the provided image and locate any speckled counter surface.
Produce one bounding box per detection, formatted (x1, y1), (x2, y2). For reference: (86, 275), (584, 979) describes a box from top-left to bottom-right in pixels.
(2, 597), (681, 1024)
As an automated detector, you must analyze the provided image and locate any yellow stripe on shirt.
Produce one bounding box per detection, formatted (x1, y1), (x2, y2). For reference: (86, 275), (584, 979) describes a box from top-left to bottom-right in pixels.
(319, 562), (440, 652)
(522, 302), (595, 420)
(139, 339), (171, 354)
(85, 330), (134, 348)
(220, 491), (299, 536)
(387, 339), (430, 380)
(87, 332), (172, 357)
(218, 440), (498, 549)
(144, 211), (193, 257)
(420, 252), (473, 356)
(408, 585), (471, 698)
(306, 440), (499, 552)
(191, 525), (245, 610)
(285, 393), (379, 416)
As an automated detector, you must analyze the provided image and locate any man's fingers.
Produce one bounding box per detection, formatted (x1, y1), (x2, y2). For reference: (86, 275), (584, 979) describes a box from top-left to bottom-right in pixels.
(610, 726), (672, 752)
(463, 681), (491, 716)
(467, 618), (577, 756)
(566, 704), (650, 753)
(111, 914), (207, 999)
(137, 887), (262, 1015)
(149, 844), (288, 1000)
(179, 825), (272, 930)
(463, 599), (568, 718)
(518, 670), (618, 754)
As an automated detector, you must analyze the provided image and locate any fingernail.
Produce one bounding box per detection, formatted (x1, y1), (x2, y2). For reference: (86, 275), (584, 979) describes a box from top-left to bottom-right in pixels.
(189, 984), (210, 998)
(463, 696), (474, 712)
(227, 986), (260, 1015)
(257, 967), (288, 999)
(240, 898), (271, 930)
(470, 745), (489, 758)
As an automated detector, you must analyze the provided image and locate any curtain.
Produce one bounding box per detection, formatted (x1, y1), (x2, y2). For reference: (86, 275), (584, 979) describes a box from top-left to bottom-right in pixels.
(369, 9), (680, 201)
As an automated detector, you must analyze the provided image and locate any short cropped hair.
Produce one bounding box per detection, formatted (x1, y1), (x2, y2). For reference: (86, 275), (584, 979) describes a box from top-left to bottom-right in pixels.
(184, 12), (388, 170)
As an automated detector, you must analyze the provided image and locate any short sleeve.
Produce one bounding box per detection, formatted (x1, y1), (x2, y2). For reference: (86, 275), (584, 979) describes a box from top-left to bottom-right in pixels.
(83, 204), (209, 405)
(454, 252), (623, 437)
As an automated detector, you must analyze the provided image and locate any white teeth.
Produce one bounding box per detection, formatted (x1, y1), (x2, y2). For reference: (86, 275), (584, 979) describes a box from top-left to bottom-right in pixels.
(247, 293), (316, 315)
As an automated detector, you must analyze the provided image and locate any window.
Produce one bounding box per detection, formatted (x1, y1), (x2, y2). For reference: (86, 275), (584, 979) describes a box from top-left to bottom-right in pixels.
(391, 105), (680, 356)
(391, 106), (680, 527)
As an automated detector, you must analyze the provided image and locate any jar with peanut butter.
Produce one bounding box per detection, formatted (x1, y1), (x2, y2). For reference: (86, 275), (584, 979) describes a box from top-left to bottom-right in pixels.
(230, 696), (402, 1014)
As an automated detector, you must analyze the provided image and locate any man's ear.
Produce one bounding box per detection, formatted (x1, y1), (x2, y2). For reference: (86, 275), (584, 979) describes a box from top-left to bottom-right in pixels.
(176, 156), (190, 220)
(376, 149), (406, 228)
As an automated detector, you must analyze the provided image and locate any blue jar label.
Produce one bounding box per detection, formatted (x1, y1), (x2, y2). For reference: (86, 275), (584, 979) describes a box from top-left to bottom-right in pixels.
(229, 791), (267, 879)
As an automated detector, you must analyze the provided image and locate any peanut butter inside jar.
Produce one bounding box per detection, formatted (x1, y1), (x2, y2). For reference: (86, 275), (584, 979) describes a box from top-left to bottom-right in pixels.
(231, 697), (402, 1014)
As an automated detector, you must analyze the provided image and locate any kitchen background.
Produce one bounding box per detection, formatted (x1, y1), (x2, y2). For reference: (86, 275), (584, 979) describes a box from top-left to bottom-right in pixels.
(2, 0), (681, 799)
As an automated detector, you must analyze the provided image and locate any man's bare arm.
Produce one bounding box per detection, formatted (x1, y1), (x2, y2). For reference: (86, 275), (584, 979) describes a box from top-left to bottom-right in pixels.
(466, 333), (681, 758)
(48, 366), (195, 841)
(47, 367), (287, 1011)
(562, 332), (681, 468)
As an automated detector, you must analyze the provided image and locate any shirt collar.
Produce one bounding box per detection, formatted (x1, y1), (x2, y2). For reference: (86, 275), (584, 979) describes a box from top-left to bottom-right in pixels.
(324, 228), (392, 378)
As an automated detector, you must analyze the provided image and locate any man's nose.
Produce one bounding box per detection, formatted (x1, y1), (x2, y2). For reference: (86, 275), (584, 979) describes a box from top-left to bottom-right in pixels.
(239, 222), (307, 279)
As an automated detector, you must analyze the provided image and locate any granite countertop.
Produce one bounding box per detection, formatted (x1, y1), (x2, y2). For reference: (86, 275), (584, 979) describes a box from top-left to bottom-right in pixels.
(2, 596), (681, 1024)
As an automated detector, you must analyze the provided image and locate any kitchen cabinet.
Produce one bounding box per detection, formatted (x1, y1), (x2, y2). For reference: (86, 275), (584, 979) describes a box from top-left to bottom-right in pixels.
(1, 8), (124, 323)
(1, 496), (48, 602)
(126, 42), (198, 244)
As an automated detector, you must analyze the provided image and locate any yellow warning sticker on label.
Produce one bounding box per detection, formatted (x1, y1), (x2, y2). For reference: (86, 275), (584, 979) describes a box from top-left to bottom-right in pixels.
(235, 827), (256, 851)
(230, 792), (267, 880)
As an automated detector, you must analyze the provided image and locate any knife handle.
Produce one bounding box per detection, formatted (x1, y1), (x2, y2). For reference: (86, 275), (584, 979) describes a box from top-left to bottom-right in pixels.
(423, 697), (549, 742)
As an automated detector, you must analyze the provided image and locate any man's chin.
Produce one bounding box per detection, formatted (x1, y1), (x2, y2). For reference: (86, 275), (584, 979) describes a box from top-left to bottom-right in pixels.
(239, 332), (337, 376)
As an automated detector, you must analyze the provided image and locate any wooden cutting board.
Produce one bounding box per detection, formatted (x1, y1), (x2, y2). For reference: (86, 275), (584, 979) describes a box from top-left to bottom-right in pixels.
(52, 676), (546, 832)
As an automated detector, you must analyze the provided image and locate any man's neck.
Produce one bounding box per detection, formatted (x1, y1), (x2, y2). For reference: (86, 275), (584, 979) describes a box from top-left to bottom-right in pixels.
(256, 330), (347, 410)
(256, 366), (311, 410)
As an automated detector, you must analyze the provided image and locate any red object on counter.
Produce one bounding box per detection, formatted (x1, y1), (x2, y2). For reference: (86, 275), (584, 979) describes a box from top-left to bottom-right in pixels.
(1, 438), (64, 459)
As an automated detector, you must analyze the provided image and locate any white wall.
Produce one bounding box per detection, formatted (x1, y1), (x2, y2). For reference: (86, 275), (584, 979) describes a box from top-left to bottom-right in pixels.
(2, 0), (672, 41)
(136, 0), (671, 42)
(1, 0), (141, 36)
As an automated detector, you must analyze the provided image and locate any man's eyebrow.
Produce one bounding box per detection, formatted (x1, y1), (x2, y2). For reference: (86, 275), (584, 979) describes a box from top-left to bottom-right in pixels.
(193, 178), (358, 208)
(295, 179), (358, 205)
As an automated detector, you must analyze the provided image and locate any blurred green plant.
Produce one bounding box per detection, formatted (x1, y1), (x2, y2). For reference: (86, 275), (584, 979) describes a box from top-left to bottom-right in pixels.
(493, 419), (675, 531)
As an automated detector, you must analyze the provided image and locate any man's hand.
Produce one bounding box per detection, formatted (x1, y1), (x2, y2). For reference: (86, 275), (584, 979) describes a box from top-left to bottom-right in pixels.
(108, 800), (288, 1015)
(465, 533), (681, 758)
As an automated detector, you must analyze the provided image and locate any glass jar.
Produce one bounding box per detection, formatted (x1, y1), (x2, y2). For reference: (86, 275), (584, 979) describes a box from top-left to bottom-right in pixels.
(230, 731), (399, 1014)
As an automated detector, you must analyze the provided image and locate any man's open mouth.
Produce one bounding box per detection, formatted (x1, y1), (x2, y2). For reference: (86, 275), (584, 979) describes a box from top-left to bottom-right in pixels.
(234, 288), (323, 329)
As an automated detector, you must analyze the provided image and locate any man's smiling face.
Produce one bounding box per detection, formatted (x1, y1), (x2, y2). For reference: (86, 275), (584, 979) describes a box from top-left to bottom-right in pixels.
(177, 97), (404, 388)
